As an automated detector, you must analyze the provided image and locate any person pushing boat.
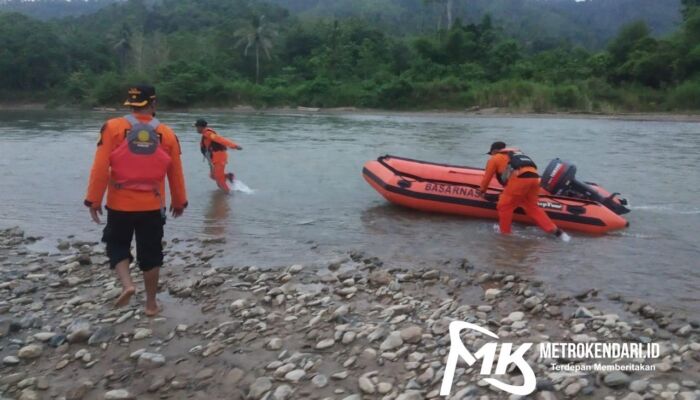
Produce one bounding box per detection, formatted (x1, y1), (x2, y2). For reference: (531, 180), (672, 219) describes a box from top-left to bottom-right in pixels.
(195, 119), (242, 193)
(479, 141), (570, 241)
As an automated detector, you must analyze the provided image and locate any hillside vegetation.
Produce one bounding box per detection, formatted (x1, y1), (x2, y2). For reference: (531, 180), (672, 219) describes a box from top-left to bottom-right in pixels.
(0, 0), (699, 112)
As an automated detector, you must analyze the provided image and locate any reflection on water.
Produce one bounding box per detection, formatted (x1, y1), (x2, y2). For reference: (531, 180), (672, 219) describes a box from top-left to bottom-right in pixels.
(203, 191), (232, 238)
(0, 110), (699, 317)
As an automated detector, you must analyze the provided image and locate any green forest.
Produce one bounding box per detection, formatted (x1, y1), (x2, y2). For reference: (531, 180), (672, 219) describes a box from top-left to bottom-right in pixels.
(1, 0), (700, 112)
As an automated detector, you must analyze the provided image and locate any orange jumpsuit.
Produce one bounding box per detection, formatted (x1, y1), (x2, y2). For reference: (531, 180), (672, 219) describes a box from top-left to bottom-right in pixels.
(200, 128), (240, 193)
(479, 152), (558, 235)
(85, 114), (188, 211)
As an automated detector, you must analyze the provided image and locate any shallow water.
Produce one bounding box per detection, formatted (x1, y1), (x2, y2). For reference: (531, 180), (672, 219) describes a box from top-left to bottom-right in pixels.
(0, 110), (698, 316)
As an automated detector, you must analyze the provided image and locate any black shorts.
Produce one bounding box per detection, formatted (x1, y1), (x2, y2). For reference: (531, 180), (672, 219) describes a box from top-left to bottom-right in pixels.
(102, 208), (165, 271)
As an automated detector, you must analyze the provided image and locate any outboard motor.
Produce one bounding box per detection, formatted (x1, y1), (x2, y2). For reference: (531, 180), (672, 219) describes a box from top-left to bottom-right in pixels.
(541, 158), (630, 215)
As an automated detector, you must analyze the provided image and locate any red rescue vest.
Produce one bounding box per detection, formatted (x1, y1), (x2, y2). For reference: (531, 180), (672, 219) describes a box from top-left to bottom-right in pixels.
(110, 115), (171, 192)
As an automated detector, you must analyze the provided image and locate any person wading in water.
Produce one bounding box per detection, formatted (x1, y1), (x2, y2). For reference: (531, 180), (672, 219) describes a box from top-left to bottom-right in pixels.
(195, 119), (242, 193)
(84, 85), (188, 316)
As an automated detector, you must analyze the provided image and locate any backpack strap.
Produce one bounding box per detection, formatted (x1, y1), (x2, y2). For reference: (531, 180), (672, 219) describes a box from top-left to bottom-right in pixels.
(148, 117), (161, 130)
(124, 114), (160, 130)
(124, 114), (138, 126)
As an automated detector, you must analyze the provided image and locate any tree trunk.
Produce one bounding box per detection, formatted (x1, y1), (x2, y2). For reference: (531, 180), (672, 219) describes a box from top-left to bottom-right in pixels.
(255, 45), (260, 84)
(446, 0), (453, 30)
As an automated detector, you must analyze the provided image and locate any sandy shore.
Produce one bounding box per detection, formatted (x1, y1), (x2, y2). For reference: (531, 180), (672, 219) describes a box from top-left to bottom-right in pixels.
(0, 226), (699, 400)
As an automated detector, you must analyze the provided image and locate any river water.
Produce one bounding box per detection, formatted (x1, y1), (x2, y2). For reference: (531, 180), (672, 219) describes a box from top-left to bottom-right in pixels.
(0, 110), (698, 316)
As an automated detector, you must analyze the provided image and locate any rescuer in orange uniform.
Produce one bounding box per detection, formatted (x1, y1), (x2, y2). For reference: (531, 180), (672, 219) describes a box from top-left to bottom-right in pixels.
(84, 85), (188, 316)
(195, 119), (242, 193)
(479, 141), (570, 240)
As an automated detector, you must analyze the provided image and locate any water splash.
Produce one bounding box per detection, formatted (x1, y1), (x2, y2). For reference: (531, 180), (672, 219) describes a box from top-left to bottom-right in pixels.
(233, 180), (255, 194)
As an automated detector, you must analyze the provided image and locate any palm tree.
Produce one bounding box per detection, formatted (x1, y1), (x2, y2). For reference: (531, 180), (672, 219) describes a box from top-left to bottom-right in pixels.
(113, 23), (132, 71)
(235, 16), (277, 84)
(423, 0), (456, 31)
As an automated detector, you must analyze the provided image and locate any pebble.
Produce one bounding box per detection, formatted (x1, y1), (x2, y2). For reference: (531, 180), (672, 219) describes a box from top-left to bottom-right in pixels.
(316, 338), (335, 349)
(18, 344), (42, 359)
(88, 326), (114, 345)
(380, 331), (404, 351)
(284, 369), (306, 383)
(33, 332), (55, 342)
(358, 375), (376, 394)
(484, 288), (501, 299)
(312, 374), (328, 388)
(629, 379), (649, 392)
(248, 377), (273, 399)
(564, 382), (582, 396)
(66, 319), (92, 343)
(509, 311), (525, 322)
(104, 389), (134, 400)
(3, 355), (20, 365)
(342, 331), (356, 344)
(268, 337), (283, 350)
(272, 384), (294, 400)
(137, 352), (165, 369)
(400, 325), (423, 344)
(133, 328), (152, 340)
(621, 393), (644, 400)
(604, 371), (630, 387)
(18, 389), (39, 400)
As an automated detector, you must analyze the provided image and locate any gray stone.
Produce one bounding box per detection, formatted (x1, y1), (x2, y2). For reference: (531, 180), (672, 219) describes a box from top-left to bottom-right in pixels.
(508, 311), (525, 322)
(66, 319), (92, 343)
(88, 326), (114, 345)
(400, 326), (423, 344)
(248, 377), (273, 399)
(368, 326), (387, 342)
(316, 338), (335, 350)
(137, 352), (165, 369)
(537, 391), (558, 400)
(132, 328), (152, 340)
(19, 389), (39, 400)
(195, 368), (215, 380)
(574, 306), (594, 318)
(18, 344), (42, 359)
(284, 369), (305, 383)
(267, 337), (283, 350)
(312, 374), (328, 388)
(3, 355), (20, 365)
(604, 371), (630, 387)
(104, 390), (134, 400)
(358, 375), (375, 394)
(564, 382), (582, 396)
(272, 385), (294, 400)
(629, 379), (648, 392)
(33, 332), (56, 342)
(396, 390), (423, 400)
(369, 270), (392, 286)
(380, 331), (404, 351)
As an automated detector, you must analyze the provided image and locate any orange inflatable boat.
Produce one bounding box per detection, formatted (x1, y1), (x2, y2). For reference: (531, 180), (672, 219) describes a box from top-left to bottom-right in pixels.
(363, 155), (630, 234)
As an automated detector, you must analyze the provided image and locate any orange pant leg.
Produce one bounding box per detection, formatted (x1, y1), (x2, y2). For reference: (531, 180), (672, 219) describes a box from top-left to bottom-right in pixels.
(521, 179), (558, 233)
(496, 192), (519, 234)
(498, 177), (557, 235)
(209, 152), (230, 192)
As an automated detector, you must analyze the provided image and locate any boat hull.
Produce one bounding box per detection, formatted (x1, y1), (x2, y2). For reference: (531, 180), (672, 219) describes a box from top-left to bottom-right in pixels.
(363, 155), (629, 235)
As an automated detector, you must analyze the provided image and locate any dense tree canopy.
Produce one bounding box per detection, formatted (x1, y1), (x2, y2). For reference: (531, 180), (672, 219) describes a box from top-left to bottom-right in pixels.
(0, 0), (698, 111)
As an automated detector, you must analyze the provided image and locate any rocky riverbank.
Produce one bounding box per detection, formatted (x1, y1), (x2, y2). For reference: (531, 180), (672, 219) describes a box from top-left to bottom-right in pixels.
(1, 226), (699, 400)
